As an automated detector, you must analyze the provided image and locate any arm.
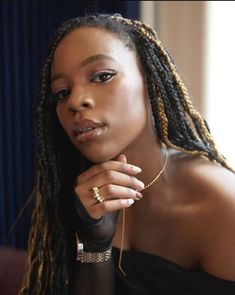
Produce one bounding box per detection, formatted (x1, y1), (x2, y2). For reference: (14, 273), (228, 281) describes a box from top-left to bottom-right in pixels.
(71, 258), (115, 295)
(70, 155), (142, 294)
(192, 163), (235, 281)
(199, 190), (235, 281)
(71, 231), (114, 295)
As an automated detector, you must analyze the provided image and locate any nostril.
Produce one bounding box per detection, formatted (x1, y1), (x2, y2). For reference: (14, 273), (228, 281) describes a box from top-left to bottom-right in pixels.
(67, 97), (93, 114)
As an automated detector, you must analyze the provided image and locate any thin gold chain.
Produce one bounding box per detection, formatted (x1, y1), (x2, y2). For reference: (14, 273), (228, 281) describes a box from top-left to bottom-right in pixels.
(118, 143), (168, 276)
(142, 143), (168, 190)
(118, 208), (127, 276)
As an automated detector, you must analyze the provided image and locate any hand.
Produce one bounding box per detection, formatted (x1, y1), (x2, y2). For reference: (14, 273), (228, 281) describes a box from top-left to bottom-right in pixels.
(73, 155), (144, 251)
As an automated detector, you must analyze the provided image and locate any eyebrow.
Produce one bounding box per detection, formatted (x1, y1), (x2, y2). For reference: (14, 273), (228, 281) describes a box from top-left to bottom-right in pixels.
(51, 54), (116, 83)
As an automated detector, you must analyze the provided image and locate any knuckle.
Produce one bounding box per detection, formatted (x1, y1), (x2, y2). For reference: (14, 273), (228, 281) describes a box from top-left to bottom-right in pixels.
(100, 162), (108, 171)
(129, 175), (136, 184)
(119, 162), (127, 170)
(104, 169), (115, 181)
(128, 187), (135, 197)
(105, 184), (114, 196)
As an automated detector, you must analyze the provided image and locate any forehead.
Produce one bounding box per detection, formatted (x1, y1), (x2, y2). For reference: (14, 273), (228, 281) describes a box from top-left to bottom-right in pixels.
(52, 27), (137, 68)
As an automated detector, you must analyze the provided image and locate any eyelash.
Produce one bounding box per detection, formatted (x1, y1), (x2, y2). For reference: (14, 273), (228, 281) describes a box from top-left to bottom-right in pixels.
(90, 70), (117, 83)
(53, 70), (117, 102)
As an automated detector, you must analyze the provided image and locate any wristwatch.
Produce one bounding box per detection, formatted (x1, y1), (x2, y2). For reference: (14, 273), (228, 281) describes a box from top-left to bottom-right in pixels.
(76, 233), (112, 263)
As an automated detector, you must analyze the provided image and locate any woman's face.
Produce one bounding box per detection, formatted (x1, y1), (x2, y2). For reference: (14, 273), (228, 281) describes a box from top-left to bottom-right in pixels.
(51, 27), (150, 163)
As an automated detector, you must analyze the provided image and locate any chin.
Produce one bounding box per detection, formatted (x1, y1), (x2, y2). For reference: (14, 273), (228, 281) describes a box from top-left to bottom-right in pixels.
(81, 148), (121, 164)
(73, 138), (124, 164)
(84, 154), (116, 164)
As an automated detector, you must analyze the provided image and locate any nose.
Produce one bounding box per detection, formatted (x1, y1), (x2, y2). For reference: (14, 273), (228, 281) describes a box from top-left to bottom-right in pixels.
(67, 90), (95, 115)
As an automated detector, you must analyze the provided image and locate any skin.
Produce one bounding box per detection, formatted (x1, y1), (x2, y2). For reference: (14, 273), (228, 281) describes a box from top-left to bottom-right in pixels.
(52, 27), (235, 281)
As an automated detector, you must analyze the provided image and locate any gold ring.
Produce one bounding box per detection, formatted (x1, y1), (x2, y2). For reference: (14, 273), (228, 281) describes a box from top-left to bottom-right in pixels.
(92, 187), (105, 203)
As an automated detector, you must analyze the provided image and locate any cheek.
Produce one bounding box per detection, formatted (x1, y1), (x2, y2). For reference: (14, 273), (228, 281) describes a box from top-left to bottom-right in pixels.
(56, 104), (69, 133)
(109, 77), (147, 122)
(106, 82), (148, 155)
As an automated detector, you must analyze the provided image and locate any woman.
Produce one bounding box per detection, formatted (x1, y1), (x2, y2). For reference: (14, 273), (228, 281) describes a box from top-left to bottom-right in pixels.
(20, 14), (235, 294)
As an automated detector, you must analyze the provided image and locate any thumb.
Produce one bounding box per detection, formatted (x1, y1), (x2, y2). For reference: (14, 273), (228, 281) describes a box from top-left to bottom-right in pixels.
(116, 154), (127, 163)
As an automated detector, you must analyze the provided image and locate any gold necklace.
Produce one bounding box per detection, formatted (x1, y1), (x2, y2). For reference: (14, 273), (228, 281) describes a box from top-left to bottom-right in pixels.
(118, 143), (168, 277)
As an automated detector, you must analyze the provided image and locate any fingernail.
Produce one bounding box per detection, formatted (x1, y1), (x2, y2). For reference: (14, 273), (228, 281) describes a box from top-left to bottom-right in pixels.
(130, 165), (142, 173)
(136, 180), (145, 190)
(136, 192), (143, 199)
(122, 199), (134, 207)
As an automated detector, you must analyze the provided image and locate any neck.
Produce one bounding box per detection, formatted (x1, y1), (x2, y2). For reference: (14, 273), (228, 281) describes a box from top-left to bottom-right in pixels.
(120, 129), (168, 196)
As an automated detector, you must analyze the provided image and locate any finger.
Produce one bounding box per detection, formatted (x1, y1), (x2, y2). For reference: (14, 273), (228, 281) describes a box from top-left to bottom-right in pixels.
(99, 184), (143, 201)
(76, 170), (145, 201)
(89, 199), (135, 219)
(95, 170), (145, 191)
(76, 157), (141, 185)
(117, 154), (127, 163)
(84, 184), (143, 208)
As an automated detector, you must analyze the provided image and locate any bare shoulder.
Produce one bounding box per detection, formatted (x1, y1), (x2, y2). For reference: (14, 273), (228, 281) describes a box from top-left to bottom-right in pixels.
(170, 151), (235, 280)
(169, 150), (235, 203)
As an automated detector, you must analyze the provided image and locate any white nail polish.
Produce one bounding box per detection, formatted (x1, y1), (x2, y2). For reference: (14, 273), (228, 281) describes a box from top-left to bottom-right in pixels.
(132, 166), (142, 173)
(125, 199), (134, 206)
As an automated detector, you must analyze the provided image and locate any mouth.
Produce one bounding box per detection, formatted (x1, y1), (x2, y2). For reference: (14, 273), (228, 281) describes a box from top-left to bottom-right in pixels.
(72, 121), (106, 143)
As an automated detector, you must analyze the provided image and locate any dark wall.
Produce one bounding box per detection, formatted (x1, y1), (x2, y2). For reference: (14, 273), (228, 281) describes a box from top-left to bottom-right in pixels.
(0, 0), (139, 249)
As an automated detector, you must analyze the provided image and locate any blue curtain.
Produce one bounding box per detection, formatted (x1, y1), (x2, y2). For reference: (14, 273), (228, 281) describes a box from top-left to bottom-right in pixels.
(0, 0), (139, 250)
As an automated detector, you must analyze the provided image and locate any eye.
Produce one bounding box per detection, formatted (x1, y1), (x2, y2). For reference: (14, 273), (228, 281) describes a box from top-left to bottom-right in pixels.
(90, 70), (117, 83)
(53, 89), (71, 102)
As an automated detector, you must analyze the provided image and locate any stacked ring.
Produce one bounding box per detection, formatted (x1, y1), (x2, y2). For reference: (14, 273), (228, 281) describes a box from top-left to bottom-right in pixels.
(92, 187), (105, 203)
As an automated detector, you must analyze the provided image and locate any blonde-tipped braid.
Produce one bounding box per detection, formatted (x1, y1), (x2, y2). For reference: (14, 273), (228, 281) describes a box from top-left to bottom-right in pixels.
(20, 183), (43, 293)
(156, 94), (208, 158)
(111, 14), (233, 171)
(138, 22), (229, 165)
(20, 169), (54, 294)
(147, 29), (232, 169)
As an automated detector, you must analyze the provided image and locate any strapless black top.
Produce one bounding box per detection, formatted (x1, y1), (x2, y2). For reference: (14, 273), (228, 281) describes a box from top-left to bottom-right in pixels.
(112, 247), (235, 295)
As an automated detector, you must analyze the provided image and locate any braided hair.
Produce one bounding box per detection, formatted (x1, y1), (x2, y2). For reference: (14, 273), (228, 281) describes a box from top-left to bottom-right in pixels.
(20, 13), (233, 294)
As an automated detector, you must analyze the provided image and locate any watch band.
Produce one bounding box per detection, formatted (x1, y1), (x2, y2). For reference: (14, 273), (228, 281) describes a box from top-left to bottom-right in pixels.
(76, 233), (112, 263)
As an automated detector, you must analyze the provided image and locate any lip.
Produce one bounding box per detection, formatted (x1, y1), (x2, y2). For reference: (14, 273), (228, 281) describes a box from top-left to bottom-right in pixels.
(72, 119), (106, 143)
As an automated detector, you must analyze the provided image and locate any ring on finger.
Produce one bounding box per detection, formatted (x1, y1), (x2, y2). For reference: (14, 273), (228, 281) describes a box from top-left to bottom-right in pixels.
(92, 187), (105, 203)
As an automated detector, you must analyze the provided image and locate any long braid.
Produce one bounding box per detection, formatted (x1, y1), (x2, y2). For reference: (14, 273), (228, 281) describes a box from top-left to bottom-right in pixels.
(20, 23), (79, 294)
(20, 13), (234, 295)
(137, 21), (224, 155)
(111, 15), (233, 170)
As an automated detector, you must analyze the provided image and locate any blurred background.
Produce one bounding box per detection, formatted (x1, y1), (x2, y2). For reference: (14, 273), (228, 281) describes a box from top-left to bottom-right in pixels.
(0, 1), (234, 250)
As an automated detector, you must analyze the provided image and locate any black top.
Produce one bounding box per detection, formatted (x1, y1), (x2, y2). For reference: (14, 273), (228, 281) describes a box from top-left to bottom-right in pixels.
(112, 247), (235, 295)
